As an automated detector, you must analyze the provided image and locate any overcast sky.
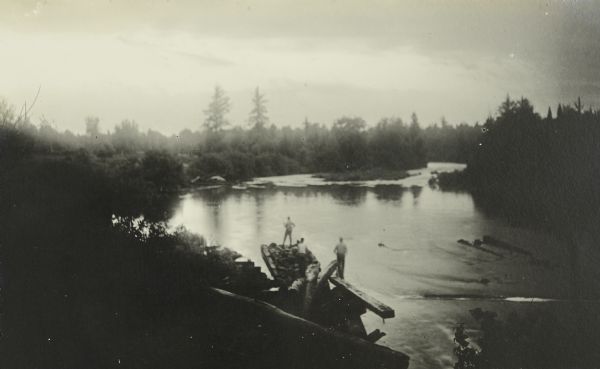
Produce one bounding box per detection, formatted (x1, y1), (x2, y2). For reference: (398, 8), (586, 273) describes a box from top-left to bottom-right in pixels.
(0, 0), (599, 134)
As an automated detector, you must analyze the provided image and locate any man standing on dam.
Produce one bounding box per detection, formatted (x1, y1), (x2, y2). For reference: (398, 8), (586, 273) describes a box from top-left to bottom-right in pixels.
(334, 237), (348, 279)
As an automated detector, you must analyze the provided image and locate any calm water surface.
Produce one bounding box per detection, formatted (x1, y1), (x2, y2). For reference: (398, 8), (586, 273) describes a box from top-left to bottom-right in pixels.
(168, 163), (598, 369)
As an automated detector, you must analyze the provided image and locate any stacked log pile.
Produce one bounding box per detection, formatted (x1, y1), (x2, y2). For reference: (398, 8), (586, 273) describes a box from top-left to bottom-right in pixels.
(202, 245), (276, 296)
(262, 243), (318, 287)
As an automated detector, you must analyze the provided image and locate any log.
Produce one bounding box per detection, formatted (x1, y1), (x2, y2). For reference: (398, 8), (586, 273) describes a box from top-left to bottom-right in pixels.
(482, 235), (532, 256)
(316, 260), (338, 292)
(456, 239), (503, 258)
(329, 277), (395, 319)
(261, 244), (281, 282)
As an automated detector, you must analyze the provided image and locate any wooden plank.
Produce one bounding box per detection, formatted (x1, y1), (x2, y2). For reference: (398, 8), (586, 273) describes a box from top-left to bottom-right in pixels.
(329, 276), (395, 319)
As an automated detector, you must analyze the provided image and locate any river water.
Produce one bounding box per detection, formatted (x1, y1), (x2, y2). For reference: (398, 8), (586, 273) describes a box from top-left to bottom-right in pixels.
(168, 163), (599, 369)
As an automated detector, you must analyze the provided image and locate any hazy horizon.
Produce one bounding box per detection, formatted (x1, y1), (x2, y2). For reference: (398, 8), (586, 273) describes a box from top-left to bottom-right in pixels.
(1, 0), (599, 134)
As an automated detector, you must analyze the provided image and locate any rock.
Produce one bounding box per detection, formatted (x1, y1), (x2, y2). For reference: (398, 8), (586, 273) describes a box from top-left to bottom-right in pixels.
(457, 239), (472, 246)
(209, 175), (227, 182)
(469, 307), (497, 321)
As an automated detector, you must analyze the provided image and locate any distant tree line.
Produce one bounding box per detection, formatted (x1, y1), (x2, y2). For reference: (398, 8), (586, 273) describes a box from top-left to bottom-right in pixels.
(0, 86), (480, 182)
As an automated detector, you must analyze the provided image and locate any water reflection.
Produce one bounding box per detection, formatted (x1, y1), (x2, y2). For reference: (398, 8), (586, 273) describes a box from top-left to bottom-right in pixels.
(170, 182), (577, 304)
(167, 166), (591, 369)
(188, 185), (422, 210)
(373, 185), (405, 202)
(254, 191), (266, 235)
(327, 185), (368, 205)
(410, 185), (423, 206)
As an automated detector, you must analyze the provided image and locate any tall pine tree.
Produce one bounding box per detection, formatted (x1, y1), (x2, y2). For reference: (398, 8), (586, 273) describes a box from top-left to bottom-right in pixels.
(248, 87), (269, 130)
(203, 85), (231, 131)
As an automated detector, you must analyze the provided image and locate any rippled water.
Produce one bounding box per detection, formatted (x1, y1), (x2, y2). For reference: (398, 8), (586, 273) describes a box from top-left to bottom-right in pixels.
(168, 163), (598, 369)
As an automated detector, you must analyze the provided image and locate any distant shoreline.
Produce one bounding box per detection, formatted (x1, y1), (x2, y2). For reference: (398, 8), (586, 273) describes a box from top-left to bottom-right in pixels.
(184, 163), (469, 189)
(312, 168), (411, 182)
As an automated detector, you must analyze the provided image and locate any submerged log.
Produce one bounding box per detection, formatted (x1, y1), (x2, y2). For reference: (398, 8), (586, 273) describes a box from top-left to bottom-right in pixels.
(482, 235), (532, 256)
(456, 239), (503, 258)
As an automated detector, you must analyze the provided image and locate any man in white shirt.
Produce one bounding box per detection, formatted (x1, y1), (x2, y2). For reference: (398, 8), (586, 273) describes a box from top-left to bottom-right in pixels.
(333, 237), (348, 279)
(282, 216), (295, 246)
(297, 237), (307, 254)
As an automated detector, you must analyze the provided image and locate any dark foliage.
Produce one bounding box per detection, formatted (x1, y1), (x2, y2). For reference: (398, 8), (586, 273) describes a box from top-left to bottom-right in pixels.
(434, 170), (473, 192)
(435, 96), (600, 304)
(430, 96), (600, 234)
(423, 118), (481, 164)
(0, 125), (276, 369)
(462, 96), (600, 231)
(0, 95), (480, 183)
(454, 307), (600, 369)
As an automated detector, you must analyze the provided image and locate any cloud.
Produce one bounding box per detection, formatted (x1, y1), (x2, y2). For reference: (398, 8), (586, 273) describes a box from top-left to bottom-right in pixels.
(23, 0), (45, 18)
(117, 35), (235, 67)
(0, 0), (598, 132)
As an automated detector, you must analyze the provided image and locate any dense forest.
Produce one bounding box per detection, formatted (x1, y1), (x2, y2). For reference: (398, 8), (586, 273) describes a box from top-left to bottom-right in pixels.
(0, 86), (480, 183)
(437, 96), (600, 233)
